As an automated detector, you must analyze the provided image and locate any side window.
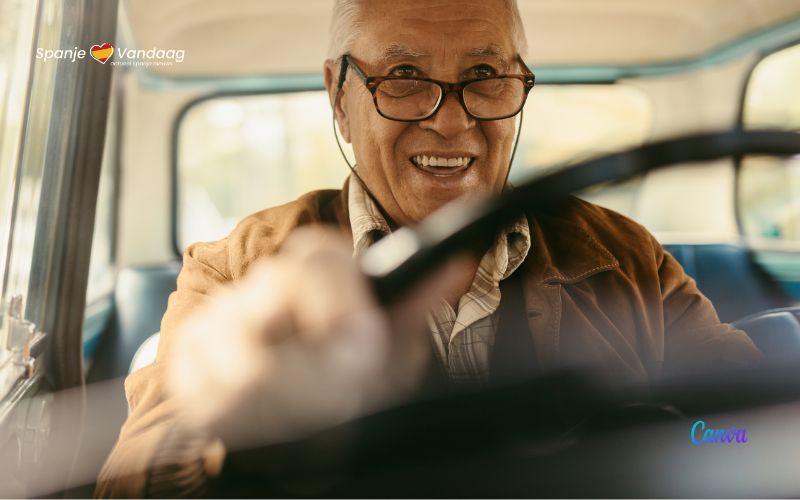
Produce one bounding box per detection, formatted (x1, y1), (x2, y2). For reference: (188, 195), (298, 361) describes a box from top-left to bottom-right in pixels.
(175, 85), (652, 251)
(737, 43), (800, 294)
(0, 0), (62, 400)
(0, 0), (39, 294)
(511, 85), (652, 174)
(0, 0), (39, 402)
(176, 92), (346, 250)
(510, 84), (652, 216)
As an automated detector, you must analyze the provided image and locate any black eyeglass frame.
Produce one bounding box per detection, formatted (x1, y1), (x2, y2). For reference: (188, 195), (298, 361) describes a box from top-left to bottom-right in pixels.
(338, 53), (536, 122)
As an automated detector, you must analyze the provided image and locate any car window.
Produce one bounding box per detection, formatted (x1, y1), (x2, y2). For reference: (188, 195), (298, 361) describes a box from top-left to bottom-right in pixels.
(739, 42), (800, 247)
(0, 0), (65, 401)
(3, 0), (65, 318)
(175, 84), (652, 250)
(741, 44), (800, 132)
(737, 43), (800, 295)
(176, 92), (346, 249)
(0, 0), (38, 295)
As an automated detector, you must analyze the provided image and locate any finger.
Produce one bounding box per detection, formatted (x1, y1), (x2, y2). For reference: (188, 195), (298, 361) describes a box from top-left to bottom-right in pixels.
(167, 259), (299, 429)
(281, 226), (383, 343)
(234, 258), (296, 344)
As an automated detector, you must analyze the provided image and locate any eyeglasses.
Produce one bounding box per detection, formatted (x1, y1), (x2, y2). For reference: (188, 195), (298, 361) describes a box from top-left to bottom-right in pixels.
(339, 54), (535, 122)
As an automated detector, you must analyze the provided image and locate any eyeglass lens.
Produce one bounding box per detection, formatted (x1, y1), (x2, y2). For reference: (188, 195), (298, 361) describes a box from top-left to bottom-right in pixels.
(374, 78), (526, 120)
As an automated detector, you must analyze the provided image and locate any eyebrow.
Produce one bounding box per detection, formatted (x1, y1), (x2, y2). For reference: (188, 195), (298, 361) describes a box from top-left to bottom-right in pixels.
(375, 42), (511, 67)
(378, 43), (429, 63)
(468, 44), (507, 59)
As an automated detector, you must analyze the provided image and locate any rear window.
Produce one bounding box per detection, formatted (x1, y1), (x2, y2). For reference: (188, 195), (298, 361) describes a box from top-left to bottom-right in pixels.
(739, 43), (800, 249)
(175, 84), (652, 251)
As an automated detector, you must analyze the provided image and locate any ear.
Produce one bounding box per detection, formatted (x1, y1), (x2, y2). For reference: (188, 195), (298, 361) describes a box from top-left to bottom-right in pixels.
(324, 60), (351, 143)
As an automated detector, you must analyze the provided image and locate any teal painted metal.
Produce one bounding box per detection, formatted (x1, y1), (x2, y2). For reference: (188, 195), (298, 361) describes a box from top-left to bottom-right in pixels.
(131, 14), (800, 91)
(82, 296), (114, 362)
(138, 72), (326, 93)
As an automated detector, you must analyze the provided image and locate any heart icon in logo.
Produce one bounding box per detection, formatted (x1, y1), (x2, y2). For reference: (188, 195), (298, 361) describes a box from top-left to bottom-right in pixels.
(90, 43), (114, 64)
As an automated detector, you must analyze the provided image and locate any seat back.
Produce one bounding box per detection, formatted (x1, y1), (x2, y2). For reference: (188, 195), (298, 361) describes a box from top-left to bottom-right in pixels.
(732, 307), (800, 358)
(87, 262), (180, 382)
(663, 243), (794, 323)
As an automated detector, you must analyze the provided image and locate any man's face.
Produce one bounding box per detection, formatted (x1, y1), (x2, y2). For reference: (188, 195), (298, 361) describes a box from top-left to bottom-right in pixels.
(326, 0), (521, 226)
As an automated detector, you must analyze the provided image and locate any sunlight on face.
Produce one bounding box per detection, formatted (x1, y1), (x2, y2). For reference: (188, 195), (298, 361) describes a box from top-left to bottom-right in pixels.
(340, 0), (521, 226)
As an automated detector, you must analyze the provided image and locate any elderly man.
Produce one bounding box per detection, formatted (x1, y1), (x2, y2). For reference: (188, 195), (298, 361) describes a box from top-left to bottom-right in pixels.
(97, 0), (762, 496)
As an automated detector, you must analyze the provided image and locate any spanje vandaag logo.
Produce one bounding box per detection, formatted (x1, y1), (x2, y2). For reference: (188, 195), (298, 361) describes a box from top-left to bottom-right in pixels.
(690, 420), (748, 446)
(36, 42), (184, 67)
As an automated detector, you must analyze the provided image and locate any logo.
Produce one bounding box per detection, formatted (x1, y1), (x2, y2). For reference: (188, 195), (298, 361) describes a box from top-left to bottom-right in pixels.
(35, 43), (185, 67)
(90, 43), (114, 64)
(690, 420), (748, 446)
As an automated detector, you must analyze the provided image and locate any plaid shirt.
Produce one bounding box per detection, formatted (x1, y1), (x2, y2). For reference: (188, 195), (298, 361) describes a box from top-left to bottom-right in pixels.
(348, 176), (531, 383)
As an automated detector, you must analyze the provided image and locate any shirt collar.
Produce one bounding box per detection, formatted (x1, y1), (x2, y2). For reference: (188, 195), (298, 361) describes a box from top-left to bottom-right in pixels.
(347, 173), (531, 278)
(348, 174), (391, 256)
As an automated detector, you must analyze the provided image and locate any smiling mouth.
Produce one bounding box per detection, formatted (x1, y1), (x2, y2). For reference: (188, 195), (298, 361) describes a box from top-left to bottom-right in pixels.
(410, 155), (475, 176)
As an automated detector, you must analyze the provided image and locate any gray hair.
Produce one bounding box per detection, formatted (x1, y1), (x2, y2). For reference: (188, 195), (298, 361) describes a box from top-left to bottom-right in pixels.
(326, 0), (529, 61)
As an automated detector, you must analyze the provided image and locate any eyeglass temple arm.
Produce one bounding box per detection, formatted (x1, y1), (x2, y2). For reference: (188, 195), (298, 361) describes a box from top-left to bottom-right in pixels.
(516, 55), (534, 78)
(336, 54), (371, 93)
(336, 56), (350, 93)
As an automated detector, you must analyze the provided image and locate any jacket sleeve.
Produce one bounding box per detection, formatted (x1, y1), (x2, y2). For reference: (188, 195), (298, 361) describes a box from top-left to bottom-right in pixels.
(95, 239), (232, 498)
(655, 237), (765, 376)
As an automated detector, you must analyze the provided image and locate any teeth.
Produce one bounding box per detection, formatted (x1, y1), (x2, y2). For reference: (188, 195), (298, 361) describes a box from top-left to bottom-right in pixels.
(412, 155), (472, 168)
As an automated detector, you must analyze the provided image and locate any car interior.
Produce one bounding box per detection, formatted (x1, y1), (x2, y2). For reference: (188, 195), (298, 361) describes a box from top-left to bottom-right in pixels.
(1, 0), (800, 497)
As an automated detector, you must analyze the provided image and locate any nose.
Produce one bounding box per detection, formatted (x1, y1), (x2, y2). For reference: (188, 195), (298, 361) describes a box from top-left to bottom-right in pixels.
(417, 91), (475, 139)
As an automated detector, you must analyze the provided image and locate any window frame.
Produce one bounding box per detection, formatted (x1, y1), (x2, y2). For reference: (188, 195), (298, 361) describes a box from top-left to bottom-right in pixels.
(170, 86), (326, 258)
(82, 78), (122, 367)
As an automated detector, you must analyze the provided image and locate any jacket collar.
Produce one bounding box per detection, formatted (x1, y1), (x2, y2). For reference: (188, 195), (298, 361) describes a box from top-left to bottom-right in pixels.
(525, 206), (619, 285)
(327, 176), (353, 235)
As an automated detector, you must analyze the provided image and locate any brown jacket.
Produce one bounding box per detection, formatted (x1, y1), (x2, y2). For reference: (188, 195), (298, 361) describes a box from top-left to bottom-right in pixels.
(96, 184), (762, 497)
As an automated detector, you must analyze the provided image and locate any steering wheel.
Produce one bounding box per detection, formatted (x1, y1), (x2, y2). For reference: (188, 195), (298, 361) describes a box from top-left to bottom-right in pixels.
(364, 130), (800, 303)
(212, 130), (800, 498)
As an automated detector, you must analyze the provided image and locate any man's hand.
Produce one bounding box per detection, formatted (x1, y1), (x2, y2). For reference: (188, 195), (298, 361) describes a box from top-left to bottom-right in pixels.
(167, 227), (431, 452)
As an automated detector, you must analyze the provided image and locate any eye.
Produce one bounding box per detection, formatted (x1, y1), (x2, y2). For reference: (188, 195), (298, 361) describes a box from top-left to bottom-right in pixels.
(470, 64), (499, 79)
(389, 65), (420, 78)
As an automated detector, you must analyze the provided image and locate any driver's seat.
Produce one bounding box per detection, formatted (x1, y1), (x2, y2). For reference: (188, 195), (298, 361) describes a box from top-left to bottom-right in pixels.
(732, 306), (800, 358)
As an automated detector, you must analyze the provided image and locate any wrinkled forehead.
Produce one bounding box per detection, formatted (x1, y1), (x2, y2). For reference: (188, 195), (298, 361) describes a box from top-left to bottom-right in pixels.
(352, 0), (517, 65)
